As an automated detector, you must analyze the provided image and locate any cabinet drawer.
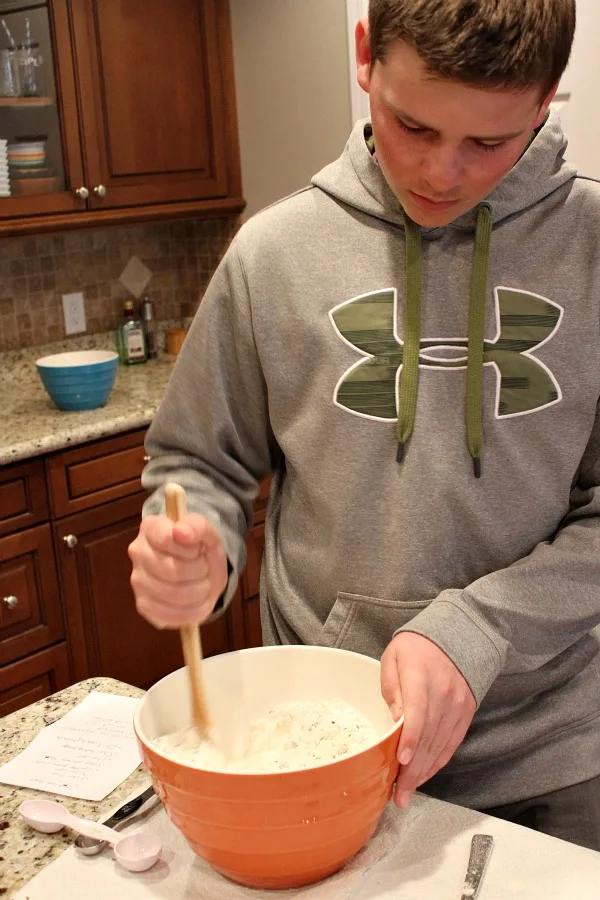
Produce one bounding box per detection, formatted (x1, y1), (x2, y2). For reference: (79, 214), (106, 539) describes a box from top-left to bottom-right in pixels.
(0, 458), (49, 537)
(0, 524), (64, 666)
(0, 643), (71, 717)
(47, 428), (147, 517)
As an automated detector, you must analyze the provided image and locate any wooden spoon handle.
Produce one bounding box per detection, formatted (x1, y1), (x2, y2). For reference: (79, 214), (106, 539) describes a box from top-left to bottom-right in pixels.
(164, 482), (211, 733)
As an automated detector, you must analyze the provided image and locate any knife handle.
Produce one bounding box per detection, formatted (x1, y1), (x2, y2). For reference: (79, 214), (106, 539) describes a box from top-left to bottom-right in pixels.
(461, 834), (494, 900)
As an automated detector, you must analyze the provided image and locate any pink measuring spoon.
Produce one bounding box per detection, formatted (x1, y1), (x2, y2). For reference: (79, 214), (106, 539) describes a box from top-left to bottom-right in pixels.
(19, 799), (161, 872)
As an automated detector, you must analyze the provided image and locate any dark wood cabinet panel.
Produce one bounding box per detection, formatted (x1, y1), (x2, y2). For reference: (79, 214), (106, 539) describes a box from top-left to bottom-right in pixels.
(242, 522), (264, 648)
(55, 492), (166, 685)
(0, 524), (64, 666)
(70, 0), (240, 209)
(242, 522), (264, 601)
(55, 491), (233, 690)
(243, 594), (263, 649)
(0, 459), (49, 537)
(47, 428), (147, 518)
(226, 587), (245, 652)
(0, 643), (70, 717)
(1, 431), (270, 713)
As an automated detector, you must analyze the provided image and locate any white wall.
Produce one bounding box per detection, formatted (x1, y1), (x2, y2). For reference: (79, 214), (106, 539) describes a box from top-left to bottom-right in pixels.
(230, 0), (353, 219)
(346, 0), (370, 122)
(555, 0), (600, 179)
(229, 0), (600, 221)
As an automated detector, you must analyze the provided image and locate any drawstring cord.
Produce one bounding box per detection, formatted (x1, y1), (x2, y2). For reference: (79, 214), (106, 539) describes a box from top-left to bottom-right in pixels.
(396, 211), (422, 463)
(466, 202), (492, 478)
(396, 203), (492, 477)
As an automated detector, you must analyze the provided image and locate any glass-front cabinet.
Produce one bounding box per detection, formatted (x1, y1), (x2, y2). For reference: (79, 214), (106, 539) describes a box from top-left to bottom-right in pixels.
(0, 0), (243, 234)
(0, 0), (84, 219)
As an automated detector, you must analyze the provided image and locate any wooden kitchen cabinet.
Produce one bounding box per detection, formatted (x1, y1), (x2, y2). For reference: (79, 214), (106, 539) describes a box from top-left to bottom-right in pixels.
(0, 429), (268, 712)
(50, 429), (235, 689)
(240, 476), (270, 649)
(55, 491), (233, 689)
(71, 0), (239, 210)
(242, 522), (265, 648)
(0, 0), (243, 236)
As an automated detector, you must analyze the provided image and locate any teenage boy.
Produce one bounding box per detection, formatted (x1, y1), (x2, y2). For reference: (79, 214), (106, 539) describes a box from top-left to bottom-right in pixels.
(129, 1), (600, 848)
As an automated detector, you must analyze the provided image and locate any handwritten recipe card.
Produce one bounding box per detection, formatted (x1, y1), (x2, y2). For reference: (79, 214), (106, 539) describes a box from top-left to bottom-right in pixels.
(0, 692), (142, 800)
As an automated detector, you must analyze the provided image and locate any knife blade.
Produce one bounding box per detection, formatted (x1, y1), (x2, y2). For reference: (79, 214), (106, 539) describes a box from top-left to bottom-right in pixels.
(461, 834), (494, 899)
(74, 785), (157, 855)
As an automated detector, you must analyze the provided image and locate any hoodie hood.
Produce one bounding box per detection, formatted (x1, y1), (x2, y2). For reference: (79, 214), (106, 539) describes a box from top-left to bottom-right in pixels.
(311, 109), (578, 234)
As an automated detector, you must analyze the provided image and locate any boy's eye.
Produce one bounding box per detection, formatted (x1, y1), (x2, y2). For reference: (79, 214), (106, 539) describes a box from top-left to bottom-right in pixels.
(476, 140), (506, 153)
(396, 116), (506, 153)
(397, 118), (424, 134)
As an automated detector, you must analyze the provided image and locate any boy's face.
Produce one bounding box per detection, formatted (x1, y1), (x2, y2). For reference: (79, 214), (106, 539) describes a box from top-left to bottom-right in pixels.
(356, 25), (555, 227)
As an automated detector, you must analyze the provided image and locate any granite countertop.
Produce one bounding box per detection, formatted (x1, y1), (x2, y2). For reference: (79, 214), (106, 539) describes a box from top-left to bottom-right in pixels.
(0, 678), (148, 899)
(0, 330), (179, 466)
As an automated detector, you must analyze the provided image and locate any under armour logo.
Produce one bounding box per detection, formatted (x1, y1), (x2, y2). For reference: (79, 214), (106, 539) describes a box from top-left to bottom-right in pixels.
(329, 287), (563, 420)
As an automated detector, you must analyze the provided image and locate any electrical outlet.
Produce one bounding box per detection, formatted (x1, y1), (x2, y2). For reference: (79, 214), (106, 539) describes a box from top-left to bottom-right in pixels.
(62, 292), (87, 335)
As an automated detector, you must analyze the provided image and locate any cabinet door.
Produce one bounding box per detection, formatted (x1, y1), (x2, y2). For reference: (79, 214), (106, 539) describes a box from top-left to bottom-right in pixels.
(55, 492), (233, 689)
(0, 523), (64, 666)
(0, 0), (86, 221)
(70, 0), (240, 209)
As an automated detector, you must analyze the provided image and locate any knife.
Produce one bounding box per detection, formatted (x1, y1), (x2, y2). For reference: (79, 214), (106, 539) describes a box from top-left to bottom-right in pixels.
(74, 785), (157, 856)
(461, 834), (494, 899)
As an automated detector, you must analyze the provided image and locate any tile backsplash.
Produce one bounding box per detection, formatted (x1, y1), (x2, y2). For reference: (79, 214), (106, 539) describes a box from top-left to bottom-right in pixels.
(0, 216), (240, 352)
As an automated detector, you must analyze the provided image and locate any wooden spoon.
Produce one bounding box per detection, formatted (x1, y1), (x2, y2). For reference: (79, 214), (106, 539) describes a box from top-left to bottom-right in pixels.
(164, 482), (212, 736)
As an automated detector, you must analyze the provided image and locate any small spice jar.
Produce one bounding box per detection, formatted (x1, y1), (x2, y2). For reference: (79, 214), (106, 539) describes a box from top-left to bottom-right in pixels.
(166, 328), (188, 357)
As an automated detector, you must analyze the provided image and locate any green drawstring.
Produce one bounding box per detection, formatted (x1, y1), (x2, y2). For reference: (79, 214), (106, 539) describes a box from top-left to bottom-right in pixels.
(396, 202), (493, 476)
(396, 211), (422, 462)
(466, 202), (492, 478)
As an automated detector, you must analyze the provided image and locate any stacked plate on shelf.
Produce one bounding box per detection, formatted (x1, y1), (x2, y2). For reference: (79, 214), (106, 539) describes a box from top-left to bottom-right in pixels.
(0, 139), (9, 197)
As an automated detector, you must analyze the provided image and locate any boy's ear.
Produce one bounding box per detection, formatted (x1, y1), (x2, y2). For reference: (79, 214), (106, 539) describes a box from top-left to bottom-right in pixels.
(355, 18), (372, 92)
(536, 82), (559, 127)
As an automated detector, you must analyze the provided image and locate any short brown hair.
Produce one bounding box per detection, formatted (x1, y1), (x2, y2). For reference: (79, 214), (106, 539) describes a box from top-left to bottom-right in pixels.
(369, 0), (576, 97)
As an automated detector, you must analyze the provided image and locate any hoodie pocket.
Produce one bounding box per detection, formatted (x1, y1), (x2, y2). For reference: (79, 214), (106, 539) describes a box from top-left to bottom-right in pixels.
(317, 592), (431, 660)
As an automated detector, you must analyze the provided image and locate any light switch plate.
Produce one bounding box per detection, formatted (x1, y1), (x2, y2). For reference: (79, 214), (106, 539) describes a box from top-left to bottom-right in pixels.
(62, 292), (87, 335)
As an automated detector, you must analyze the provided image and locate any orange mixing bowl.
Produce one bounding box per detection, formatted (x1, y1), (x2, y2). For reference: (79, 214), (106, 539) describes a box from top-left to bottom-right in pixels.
(134, 645), (402, 889)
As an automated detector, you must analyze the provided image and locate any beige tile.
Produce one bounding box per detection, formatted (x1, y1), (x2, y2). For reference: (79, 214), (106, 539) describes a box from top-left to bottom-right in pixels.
(7, 216), (238, 350)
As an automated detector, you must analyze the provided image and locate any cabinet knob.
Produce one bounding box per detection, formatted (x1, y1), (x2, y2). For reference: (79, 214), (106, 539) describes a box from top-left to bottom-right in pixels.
(75, 186), (90, 200)
(94, 184), (107, 198)
(3, 595), (18, 610)
(63, 534), (78, 549)
(143, 455), (151, 462)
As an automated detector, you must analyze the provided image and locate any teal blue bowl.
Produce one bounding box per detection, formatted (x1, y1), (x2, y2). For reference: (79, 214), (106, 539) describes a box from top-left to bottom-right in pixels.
(36, 350), (119, 411)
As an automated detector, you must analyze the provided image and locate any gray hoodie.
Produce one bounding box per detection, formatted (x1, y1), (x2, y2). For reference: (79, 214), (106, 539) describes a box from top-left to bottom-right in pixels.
(143, 111), (600, 809)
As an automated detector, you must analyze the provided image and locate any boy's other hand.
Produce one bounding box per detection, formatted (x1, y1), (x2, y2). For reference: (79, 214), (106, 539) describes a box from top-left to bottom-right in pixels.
(128, 513), (228, 629)
(380, 631), (476, 809)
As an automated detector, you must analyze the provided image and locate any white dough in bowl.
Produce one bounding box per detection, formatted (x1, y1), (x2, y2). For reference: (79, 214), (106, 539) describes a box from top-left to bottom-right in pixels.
(152, 698), (378, 773)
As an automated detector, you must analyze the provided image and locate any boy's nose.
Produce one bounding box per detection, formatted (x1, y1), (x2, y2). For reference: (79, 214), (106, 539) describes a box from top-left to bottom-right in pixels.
(421, 148), (463, 196)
